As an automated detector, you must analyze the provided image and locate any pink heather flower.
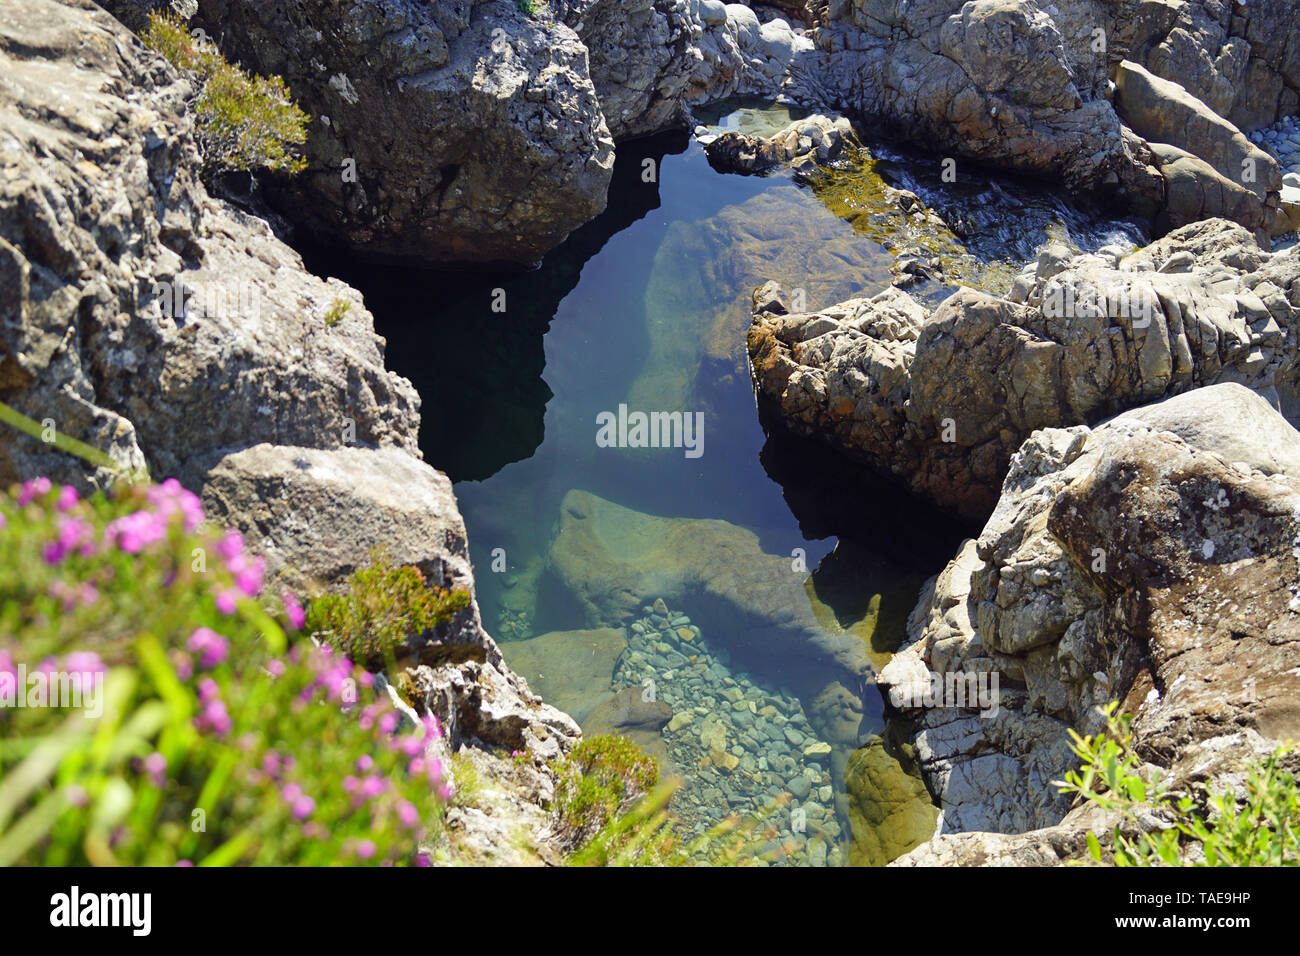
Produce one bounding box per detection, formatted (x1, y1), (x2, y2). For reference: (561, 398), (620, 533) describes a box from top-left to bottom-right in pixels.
(282, 783), (303, 804)
(65, 652), (105, 694)
(379, 712), (398, 735)
(262, 752), (284, 779)
(400, 735), (424, 757)
(282, 591), (305, 631)
(355, 840), (376, 860)
(187, 628), (229, 669)
(226, 552), (265, 598)
(358, 671), (375, 688)
(437, 784), (454, 801)
(426, 759), (444, 787)
(216, 529), (244, 563)
(174, 860), (194, 867)
(0, 651), (13, 697)
(17, 477), (52, 506)
(146, 478), (204, 532)
(195, 698), (231, 736)
(356, 755), (374, 773)
(303, 822), (326, 840)
(172, 652), (193, 681)
(292, 795), (316, 821)
(55, 485), (79, 512)
(0, 513), (6, 529)
(198, 677), (220, 703)
(267, 659), (285, 679)
(360, 775), (385, 799)
(44, 516), (93, 564)
(104, 509), (167, 554)
(143, 752), (167, 787)
(215, 589), (238, 615)
(398, 801), (419, 828)
(421, 714), (442, 739)
(415, 853), (432, 867)
(78, 583), (98, 606)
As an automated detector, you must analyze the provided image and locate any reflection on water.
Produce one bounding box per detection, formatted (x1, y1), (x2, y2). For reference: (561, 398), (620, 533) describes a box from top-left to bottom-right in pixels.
(309, 107), (1147, 865)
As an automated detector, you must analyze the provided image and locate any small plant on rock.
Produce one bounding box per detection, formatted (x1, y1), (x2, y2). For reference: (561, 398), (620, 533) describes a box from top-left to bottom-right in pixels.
(304, 554), (470, 669)
(141, 13), (309, 181)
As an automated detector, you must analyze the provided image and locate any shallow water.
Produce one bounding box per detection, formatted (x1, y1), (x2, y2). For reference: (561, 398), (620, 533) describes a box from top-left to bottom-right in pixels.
(312, 107), (1147, 864)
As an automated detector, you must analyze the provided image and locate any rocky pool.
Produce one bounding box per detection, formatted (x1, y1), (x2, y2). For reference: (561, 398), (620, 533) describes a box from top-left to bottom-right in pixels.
(315, 104), (1146, 865)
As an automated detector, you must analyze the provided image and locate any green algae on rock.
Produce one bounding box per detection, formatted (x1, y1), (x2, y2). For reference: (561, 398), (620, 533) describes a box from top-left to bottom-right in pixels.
(844, 736), (940, 867)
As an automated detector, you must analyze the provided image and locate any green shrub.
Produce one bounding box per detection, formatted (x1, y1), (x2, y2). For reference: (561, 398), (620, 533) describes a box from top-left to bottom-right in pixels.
(553, 734), (657, 843)
(142, 13), (308, 179)
(1056, 702), (1299, 866)
(304, 556), (470, 669)
(0, 466), (449, 865)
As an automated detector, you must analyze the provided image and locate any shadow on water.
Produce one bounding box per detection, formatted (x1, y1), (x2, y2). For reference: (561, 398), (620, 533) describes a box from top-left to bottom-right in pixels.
(301, 130), (692, 481)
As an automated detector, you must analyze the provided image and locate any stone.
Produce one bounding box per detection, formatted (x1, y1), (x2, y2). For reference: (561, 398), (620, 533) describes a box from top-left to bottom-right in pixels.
(750, 218), (1300, 521)
(498, 627), (628, 725)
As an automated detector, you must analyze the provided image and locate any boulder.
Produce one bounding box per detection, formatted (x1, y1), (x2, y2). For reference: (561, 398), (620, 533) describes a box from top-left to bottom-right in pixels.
(499, 627), (628, 725)
(883, 383), (1300, 851)
(0, 0), (418, 490)
(749, 218), (1300, 520)
(704, 113), (854, 174)
(183, 0), (615, 265)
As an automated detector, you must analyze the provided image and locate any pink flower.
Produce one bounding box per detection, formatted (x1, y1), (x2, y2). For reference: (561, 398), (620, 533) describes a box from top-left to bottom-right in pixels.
(104, 509), (167, 554)
(44, 516), (92, 564)
(282, 591), (305, 631)
(266, 659), (285, 679)
(282, 782), (303, 804)
(195, 698), (231, 736)
(355, 840), (376, 860)
(147, 478), (204, 532)
(215, 589), (239, 615)
(356, 755), (374, 773)
(187, 628), (229, 668)
(55, 485), (79, 512)
(291, 795), (316, 821)
(174, 860), (194, 867)
(398, 801), (419, 828)
(143, 752), (167, 787)
(437, 784), (454, 801)
(198, 677), (220, 703)
(415, 852), (432, 867)
(379, 712), (397, 734)
(17, 477), (51, 506)
(216, 529), (244, 563)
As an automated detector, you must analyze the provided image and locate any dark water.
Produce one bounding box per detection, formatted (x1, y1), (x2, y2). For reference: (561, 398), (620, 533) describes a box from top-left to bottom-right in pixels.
(306, 110), (1146, 864)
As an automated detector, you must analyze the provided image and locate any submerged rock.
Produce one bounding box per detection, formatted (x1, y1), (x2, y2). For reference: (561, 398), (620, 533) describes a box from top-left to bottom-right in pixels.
(499, 627), (628, 725)
(844, 737), (940, 866)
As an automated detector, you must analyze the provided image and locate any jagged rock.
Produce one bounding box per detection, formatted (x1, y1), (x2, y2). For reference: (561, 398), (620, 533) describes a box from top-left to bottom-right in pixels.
(883, 383), (1300, 856)
(0, 0), (418, 489)
(814, 0), (1156, 206)
(704, 112), (853, 174)
(178, 0), (615, 265)
(749, 218), (1300, 520)
(1112, 0), (1300, 133)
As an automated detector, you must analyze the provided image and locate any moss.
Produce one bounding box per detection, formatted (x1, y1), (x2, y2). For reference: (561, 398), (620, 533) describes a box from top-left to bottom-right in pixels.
(304, 552), (471, 669)
(142, 13), (309, 181)
(323, 298), (352, 327)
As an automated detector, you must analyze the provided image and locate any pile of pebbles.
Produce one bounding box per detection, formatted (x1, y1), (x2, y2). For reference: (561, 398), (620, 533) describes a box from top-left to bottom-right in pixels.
(613, 598), (845, 867)
(1250, 115), (1300, 177)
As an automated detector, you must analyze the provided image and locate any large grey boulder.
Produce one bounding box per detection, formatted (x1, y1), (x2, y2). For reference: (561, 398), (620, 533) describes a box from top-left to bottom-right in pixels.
(749, 218), (1300, 520)
(0, 0), (419, 490)
(882, 383), (1300, 853)
(178, 0), (615, 265)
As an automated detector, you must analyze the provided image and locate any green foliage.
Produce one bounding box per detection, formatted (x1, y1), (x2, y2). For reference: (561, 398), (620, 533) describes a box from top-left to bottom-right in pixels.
(323, 299), (352, 328)
(0, 478), (448, 866)
(142, 13), (308, 180)
(516, 0), (539, 15)
(304, 555), (470, 668)
(1056, 702), (1299, 866)
(553, 734), (658, 842)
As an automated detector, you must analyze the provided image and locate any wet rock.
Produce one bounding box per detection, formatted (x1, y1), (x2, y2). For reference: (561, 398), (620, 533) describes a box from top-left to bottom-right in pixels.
(499, 627), (628, 725)
(704, 113), (854, 174)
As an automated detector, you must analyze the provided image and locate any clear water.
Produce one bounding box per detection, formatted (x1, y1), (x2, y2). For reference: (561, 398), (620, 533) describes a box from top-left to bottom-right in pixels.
(308, 111), (1147, 865)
